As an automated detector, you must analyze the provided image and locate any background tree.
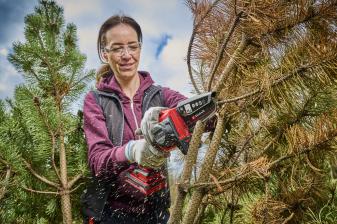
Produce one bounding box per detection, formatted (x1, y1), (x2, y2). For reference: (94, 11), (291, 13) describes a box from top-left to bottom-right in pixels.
(169, 0), (337, 223)
(0, 0), (94, 223)
(0, 101), (12, 202)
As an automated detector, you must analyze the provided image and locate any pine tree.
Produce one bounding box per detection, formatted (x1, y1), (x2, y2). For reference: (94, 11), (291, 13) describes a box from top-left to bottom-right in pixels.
(169, 0), (337, 223)
(0, 100), (11, 202)
(0, 0), (94, 223)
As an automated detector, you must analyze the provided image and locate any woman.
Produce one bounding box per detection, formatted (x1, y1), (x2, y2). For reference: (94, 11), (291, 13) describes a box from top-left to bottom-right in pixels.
(81, 15), (186, 224)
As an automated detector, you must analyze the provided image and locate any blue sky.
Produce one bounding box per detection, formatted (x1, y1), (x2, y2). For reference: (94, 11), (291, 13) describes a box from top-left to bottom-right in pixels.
(0, 0), (194, 104)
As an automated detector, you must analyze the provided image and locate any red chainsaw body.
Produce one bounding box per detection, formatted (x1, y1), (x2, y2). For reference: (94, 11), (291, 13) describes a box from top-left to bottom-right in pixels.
(157, 108), (191, 152)
(125, 92), (216, 196)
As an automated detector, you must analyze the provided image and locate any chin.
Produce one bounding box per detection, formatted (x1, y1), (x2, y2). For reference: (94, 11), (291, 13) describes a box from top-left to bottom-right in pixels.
(119, 70), (138, 79)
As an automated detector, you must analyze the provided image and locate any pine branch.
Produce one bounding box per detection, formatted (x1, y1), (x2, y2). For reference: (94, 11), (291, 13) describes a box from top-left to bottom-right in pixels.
(22, 186), (60, 195)
(207, 11), (244, 91)
(214, 34), (249, 92)
(32, 96), (61, 181)
(0, 157), (9, 166)
(31, 25), (59, 99)
(282, 213), (295, 224)
(270, 138), (337, 170)
(68, 174), (82, 188)
(32, 25), (46, 53)
(23, 159), (60, 189)
(69, 182), (84, 194)
(187, 0), (222, 94)
(193, 202), (207, 224)
(0, 165), (11, 200)
(263, 1), (336, 37)
(67, 71), (95, 98)
(28, 68), (43, 84)
(227, 129), (260, 168)
(187, 171), (251, 190)
(305, 153), (324, 174)
(256, 133), (281, 158)
(217, 62), (314, 105)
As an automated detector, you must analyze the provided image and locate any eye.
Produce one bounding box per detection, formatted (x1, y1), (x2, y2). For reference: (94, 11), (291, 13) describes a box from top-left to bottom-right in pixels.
(128, 45), (139, 51)
(111, 47), (123, 53)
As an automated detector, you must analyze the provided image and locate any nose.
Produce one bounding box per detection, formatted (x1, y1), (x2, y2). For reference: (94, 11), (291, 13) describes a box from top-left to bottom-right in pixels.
(121, 47), (132, 58)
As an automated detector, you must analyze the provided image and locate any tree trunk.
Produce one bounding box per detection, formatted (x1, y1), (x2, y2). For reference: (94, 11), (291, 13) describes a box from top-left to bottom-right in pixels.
(182, 115), (225, 224)
(169, 121), (205, 224)
(60, 193), (72, 224)
(59, 130), (72, 224)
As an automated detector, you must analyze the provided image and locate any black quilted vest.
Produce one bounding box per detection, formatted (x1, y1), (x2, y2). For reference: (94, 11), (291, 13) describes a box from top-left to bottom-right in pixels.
(81, 85), (168, 221)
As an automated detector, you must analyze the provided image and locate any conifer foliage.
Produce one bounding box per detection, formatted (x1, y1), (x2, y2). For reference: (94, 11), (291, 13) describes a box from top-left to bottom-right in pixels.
(0, 0), (94, 223)
(169, 0), (337, 223)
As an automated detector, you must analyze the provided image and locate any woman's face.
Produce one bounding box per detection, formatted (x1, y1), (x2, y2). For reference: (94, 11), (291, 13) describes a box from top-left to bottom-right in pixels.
(103, 24), (141, 82)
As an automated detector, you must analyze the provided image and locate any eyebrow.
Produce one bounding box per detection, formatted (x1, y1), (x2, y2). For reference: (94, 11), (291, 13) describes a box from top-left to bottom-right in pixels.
(109, 41), (138, 46)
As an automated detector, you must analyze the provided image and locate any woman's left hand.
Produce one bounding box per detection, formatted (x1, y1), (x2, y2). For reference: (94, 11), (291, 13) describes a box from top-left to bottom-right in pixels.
(138, 106), (167, 146)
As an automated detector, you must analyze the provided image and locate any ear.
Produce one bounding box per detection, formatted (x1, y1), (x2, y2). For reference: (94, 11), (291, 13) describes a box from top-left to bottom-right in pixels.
(101, 51), (108, 63)
(102, 51), (108, 62)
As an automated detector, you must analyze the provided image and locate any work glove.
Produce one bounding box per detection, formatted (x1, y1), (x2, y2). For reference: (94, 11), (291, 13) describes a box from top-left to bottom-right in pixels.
(139, 106), (167, 146)
(125, 139), (168, 169)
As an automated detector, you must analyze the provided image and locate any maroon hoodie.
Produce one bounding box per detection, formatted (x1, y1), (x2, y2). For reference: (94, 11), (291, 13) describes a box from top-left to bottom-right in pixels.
(83, 71), (186, 213)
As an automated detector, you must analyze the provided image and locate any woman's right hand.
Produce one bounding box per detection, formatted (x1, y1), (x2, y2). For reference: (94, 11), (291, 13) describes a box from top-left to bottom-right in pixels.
(125, 139), (168, 169)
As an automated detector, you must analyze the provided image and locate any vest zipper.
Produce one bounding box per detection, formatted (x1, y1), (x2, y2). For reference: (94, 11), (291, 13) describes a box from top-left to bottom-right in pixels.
(130, 99), (140, 139)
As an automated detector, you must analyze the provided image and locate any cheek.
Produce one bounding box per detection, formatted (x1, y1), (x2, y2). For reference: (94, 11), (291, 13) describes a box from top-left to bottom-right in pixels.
(107, 57), (120, 73)
(132, 54), (141, 63)
(107, 56), (118, 66)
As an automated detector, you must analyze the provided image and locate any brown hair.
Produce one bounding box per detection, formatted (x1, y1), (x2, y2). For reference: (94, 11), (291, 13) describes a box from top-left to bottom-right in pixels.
(96, 15), (143, 82)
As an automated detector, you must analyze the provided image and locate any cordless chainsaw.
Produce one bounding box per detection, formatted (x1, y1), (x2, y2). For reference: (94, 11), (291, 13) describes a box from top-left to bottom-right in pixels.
(124, 92), (217, 196)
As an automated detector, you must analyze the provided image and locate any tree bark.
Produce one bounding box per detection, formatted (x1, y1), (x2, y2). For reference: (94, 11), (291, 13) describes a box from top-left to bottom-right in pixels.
(59, 130), (72, 224)
(182, 115), (225, 224)
(168, 121), (205, 224)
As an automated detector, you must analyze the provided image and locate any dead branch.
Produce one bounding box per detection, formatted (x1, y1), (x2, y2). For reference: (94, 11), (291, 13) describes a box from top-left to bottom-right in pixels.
(214, 34), (249, 92)
(187, 0), (222, 94)
(217, 62), (315, 105)
(207, 11), (244, 91)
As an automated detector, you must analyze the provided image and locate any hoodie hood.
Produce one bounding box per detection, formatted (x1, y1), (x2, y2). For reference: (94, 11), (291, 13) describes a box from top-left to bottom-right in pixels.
(96, 71), (155, 100)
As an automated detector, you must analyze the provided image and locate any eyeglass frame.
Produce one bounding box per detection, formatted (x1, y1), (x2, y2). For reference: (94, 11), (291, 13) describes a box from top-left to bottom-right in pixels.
(103, 42), (142, 57)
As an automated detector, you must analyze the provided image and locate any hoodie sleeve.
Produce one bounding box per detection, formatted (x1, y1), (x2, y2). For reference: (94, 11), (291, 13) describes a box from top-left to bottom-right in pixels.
(83, 92), (128, 176)
(161, 87), (187, 108)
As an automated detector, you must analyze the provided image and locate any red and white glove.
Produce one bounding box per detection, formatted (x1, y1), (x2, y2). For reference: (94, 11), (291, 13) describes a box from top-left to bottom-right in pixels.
(125, 139), (167, 169)
(139, 107), (167, 146)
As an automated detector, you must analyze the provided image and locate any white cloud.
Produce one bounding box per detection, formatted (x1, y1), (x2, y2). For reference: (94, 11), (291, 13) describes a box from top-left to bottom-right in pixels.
(140, 35), (193, 97)
(0, 83), (8, 92)
(160, 37), (193, 96)
(0, 48), (8, 57)
(55, 0), (103, 20)
(76, 26), (100, 67)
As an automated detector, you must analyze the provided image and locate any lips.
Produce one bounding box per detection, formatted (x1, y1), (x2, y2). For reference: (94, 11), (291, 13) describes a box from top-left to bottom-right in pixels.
(118, 63), (134, 71)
